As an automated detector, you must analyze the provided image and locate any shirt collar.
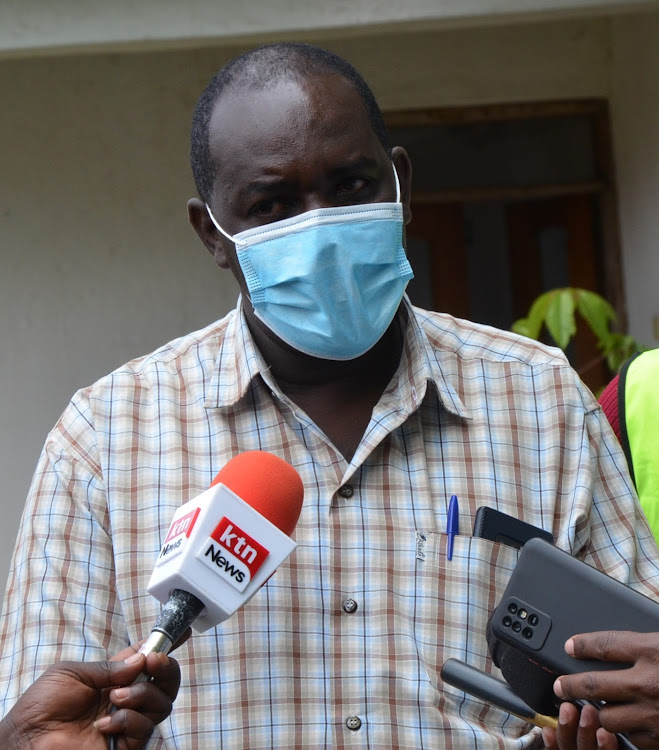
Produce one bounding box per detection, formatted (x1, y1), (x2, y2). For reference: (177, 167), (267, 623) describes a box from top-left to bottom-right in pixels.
(205, 297), (272, 409)
(392, 297), (472, 421)
(205, 296), (471, 421)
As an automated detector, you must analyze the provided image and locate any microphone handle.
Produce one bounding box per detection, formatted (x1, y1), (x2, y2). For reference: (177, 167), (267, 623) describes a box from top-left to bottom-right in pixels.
(141, 588), (205, 655)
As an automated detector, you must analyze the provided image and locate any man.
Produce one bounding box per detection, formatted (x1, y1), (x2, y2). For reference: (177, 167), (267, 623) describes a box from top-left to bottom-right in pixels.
(1, 42), (659, 749)
(599, 349), (659, 539)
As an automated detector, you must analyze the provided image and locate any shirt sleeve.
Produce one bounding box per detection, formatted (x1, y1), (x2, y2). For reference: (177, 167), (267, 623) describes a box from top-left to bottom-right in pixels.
(568, 380), (659, 598)
(0, 388), (128, 716)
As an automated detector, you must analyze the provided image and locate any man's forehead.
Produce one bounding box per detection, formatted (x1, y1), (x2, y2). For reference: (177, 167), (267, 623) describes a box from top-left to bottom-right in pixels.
(210, 78), (308, 130)
(208, 74), (369, 151)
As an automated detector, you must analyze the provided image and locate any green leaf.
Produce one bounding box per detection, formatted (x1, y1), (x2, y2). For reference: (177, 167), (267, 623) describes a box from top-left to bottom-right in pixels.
(512, 318), (534, 338)
(544, 289), (576, 350)
(512, 290), (553, 341)
(575, 289), (616, 347)
(510, 286), (648, 372)
(603, 332), (647, 372)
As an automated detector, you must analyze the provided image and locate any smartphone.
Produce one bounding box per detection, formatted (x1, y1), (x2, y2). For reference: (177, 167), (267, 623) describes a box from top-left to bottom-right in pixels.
(473, 507), (554, 549)
(490, 537), (659, 677)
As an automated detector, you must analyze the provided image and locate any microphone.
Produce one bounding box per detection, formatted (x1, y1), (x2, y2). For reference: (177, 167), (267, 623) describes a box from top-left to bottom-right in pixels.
(139, 450), (304, 657)
(441, 659), (558, 729)
(107, 451), (304, 749)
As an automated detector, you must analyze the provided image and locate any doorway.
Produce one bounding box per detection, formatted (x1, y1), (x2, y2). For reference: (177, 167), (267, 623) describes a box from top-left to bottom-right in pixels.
(388, 100), (623, 393)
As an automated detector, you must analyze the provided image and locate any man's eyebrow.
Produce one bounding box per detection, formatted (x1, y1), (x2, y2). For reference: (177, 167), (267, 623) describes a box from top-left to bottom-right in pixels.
(237, 179), (290, 200)
(330, 156), (380, 175)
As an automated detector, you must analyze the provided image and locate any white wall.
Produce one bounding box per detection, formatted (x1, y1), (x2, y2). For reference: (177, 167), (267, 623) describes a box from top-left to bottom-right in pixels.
(0, 0), (656, 58)
(610, 14), (659, 346)
(0, 50), (241, 591)
(0, 13), (653, 593)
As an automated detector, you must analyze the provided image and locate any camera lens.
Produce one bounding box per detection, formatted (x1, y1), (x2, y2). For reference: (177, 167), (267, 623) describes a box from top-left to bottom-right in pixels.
(507, 603), (518, 614)
(502, 615), (512, 627)
(522, 628), (533, 640)
(512, 622), (522, 633)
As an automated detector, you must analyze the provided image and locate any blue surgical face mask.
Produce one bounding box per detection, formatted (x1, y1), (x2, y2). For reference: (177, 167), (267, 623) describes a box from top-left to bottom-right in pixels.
(206, 164), (414, 361)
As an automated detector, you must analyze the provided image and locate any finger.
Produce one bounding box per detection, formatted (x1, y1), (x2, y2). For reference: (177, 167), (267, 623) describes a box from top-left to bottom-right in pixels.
(595, 728), (619, 750)
(109, 680), (174, 724)
(109, 639), (150, 664)
(144, 652), (182, 701)
(94, 706), (154, 744)
(109, 628), (189, 665)
(543, 726), (559, 749)
(599, 701), (659, 738)
(567, 632), (648, 664)
(53, 654), (147, 691)
(555, 671), (627, 704)
(625, 729), (659, 749)
(555, 701), (581, 750)
(574, 704), (601, 750)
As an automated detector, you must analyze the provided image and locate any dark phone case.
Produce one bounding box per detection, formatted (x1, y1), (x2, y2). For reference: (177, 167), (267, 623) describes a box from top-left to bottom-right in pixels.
(491, 537), (659, 677)
(473, 507), (554, 549)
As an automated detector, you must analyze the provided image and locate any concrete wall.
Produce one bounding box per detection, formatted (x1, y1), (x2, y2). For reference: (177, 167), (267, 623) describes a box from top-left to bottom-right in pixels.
(0, 49), (241, 589)
(1, 0), (656, 58)
(0, 13), (657, 592)
(611, 13), (659, 346)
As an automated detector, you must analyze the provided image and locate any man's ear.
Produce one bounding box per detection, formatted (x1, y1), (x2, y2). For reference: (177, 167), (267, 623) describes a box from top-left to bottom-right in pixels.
(187, 198), (231, 269)
(391, 146), (413, 226)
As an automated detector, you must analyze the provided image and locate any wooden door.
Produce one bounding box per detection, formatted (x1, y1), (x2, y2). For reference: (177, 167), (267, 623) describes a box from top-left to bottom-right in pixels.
(506, 194), (607, 391)
(405, 193), (609, 392)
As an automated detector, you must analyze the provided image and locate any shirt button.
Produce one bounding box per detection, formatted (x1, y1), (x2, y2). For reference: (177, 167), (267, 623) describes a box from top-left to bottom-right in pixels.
(346, 716), (362, 731)
(342, 598), (358, 614)
(338, 484), (354, 498)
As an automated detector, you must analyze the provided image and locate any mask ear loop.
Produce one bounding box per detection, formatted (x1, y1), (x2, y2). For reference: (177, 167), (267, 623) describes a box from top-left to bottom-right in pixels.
(392, 162), (401, 204)
(205, 204), (235, 243)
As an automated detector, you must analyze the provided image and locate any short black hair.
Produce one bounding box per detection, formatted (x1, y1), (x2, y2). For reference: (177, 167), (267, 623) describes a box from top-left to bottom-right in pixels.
(190, 42), (392, 203)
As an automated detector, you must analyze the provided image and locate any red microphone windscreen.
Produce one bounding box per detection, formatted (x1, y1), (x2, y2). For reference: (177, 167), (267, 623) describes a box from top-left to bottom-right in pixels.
(210, 451), (304, 536)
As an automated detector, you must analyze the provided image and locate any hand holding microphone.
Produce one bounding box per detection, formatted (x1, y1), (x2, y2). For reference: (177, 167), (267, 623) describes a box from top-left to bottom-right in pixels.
(0, 640), (183, 750)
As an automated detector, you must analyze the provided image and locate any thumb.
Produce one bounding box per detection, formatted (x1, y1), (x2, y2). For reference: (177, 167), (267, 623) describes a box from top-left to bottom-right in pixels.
(52, 652), (146, 690)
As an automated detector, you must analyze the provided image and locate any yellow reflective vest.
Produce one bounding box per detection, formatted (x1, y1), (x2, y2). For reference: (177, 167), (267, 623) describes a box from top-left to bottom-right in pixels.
(620, 349), (659, 537)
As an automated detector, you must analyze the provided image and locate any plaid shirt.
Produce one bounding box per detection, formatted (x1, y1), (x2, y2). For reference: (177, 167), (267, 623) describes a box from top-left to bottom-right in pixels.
(2, 299), (658, 749)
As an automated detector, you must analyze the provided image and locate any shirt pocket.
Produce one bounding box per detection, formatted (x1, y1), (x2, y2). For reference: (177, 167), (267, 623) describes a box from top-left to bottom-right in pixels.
(414, 532), (531, 734)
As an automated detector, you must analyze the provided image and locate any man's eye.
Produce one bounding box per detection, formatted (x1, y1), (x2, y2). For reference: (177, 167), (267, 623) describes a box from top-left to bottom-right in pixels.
(250, 199), (287, 219)
(336, 177), (369, 195)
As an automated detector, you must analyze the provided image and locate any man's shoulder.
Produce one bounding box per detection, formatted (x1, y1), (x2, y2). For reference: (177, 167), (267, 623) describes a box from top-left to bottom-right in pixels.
(43, 312), (239, 463)
(412, 306), (569, 369)
(410, 306), (600, 414)
(84, 310), (237, 399)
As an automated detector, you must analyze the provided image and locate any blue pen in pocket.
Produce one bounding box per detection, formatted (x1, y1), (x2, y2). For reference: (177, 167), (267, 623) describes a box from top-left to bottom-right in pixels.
(446, 494), (459, 561)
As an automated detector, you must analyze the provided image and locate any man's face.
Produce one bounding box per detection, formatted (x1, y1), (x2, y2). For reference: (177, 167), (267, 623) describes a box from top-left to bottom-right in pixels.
(200, 73), (411, 296)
